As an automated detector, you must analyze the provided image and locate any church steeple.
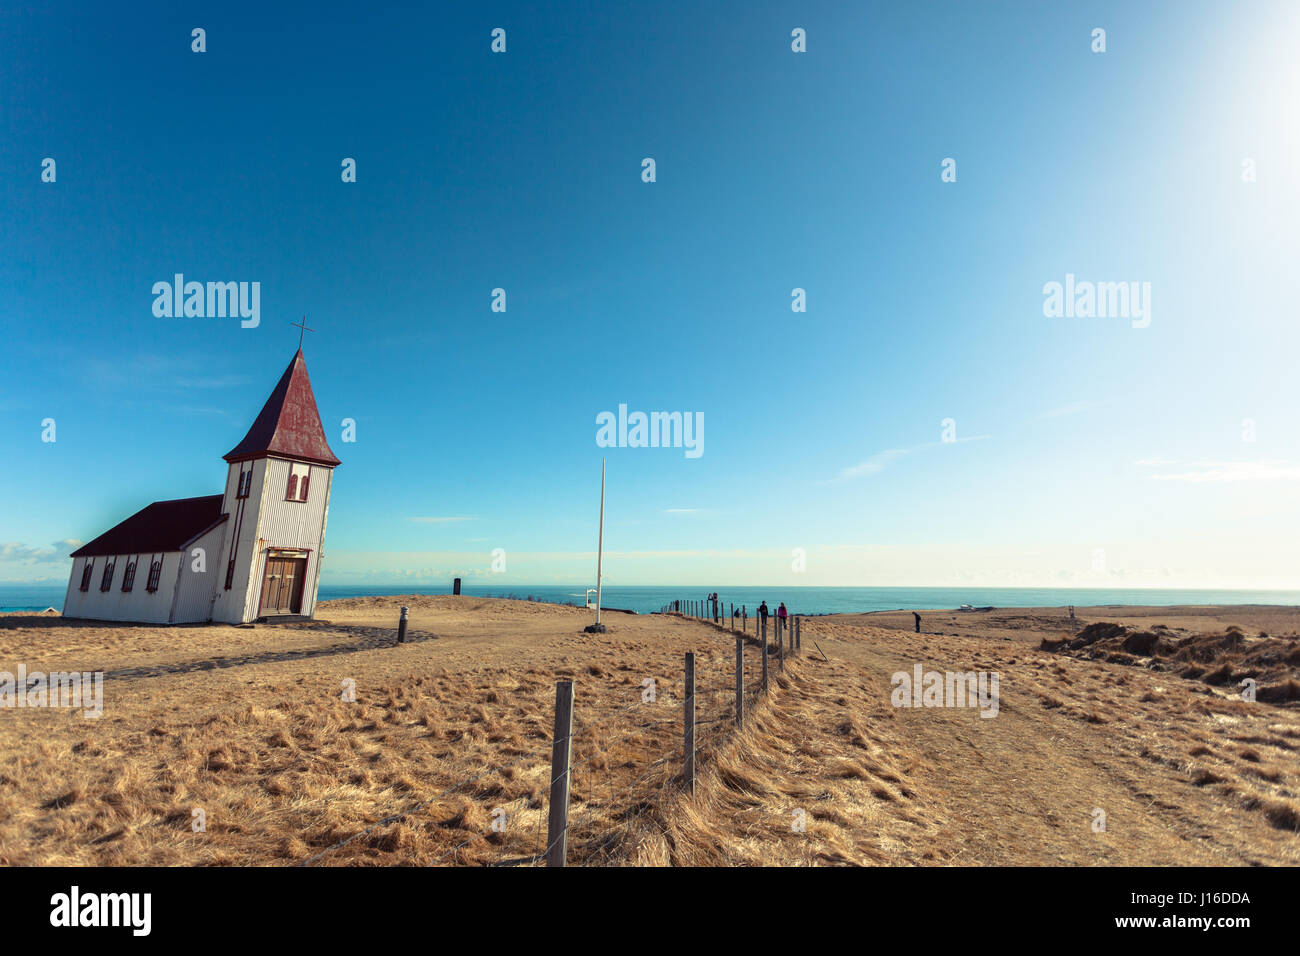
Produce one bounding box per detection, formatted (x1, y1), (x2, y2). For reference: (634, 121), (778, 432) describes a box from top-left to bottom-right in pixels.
(223, 349), (341, 467)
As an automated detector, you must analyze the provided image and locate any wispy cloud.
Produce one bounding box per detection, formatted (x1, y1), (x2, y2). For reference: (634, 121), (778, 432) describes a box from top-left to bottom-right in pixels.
(831, 435), (991, 482)
(836, 447), (913, 480)
(407, 516), (477, 524)
(0, 539), (82, 563)
(1139, 459), (1300, 482)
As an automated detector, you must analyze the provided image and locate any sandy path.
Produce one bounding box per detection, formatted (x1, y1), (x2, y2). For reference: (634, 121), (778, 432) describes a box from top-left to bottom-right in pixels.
(806, 619), (1300, 865)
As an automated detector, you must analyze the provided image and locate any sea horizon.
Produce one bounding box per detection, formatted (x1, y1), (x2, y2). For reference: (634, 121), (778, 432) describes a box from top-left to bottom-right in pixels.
(5, 582), (1299, 616)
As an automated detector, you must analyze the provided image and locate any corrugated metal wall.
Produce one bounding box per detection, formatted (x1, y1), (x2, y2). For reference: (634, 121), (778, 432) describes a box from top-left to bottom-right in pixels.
(240, 457), (332, 620)
(211, 460), (265, 624)
(62, 553), (181, 624)
(169, 523), (230, 623)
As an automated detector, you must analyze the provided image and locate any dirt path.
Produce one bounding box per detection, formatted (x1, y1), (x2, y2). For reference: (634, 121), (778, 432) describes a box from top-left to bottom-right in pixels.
(807, 620), (1300, 864)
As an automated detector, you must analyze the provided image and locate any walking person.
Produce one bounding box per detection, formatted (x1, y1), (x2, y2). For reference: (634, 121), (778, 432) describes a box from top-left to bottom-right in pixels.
(758, 601), (769, 625)
(777, 602), (788, 625)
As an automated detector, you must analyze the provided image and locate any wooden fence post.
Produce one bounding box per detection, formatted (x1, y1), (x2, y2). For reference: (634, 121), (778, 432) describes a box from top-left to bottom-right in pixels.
(734, 634), (744, 728)
(778, 617), (785, 669)
(761, 617), (769, 691)
(796, 617), (801, 653)
(546, 680), (575, 867)
(742, 607), (747, 634)
(684, 652), (696, 795)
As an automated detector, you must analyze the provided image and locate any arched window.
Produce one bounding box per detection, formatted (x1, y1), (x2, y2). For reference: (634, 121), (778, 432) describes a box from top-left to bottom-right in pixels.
(100, 560), (115, 591)
(122, 560), (137, 592)
(298, 475), (310, 501)
(79, 560), (93, 592)
(286, 474), (298, 500)
(146, 559), (163, 593)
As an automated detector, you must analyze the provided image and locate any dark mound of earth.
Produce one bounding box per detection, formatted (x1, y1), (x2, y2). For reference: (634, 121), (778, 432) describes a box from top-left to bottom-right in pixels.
(1041, 622), (1300, 705)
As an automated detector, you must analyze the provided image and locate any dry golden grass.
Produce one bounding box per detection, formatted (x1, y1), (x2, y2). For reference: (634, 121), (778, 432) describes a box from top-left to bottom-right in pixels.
(0, 598), (751, 866)
(2, 598), (1297, 866)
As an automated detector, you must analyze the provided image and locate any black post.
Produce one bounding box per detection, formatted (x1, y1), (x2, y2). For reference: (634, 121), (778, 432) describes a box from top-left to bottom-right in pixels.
(397, 605), (409, 644)
(684, 652), (696, 795)
(453, 577), (461, 596)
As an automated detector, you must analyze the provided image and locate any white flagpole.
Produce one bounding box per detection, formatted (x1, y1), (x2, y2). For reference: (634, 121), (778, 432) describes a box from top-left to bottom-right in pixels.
(595, 458), (605, 627)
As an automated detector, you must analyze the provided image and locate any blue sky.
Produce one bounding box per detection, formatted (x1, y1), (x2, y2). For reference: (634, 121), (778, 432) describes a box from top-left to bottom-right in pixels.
(3, 1), (1299, 588)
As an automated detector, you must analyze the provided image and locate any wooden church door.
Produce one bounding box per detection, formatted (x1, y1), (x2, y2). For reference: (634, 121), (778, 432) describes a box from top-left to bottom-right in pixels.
(260, 556), (306, 614)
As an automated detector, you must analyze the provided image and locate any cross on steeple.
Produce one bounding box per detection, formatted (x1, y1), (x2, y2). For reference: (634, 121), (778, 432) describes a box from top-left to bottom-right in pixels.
(291, 316), (314, 348)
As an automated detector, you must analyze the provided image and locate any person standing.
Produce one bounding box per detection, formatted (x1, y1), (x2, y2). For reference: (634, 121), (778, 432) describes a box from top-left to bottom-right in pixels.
(758, 601), (769, 625)
(777, 602), (788, 624)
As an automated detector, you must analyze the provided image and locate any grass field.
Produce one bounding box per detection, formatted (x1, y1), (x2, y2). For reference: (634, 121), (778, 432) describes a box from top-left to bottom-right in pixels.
(1, 597), (1297, 865)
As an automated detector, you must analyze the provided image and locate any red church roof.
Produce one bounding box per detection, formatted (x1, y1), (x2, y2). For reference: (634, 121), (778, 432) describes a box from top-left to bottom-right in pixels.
(70, 495), (228, 558)
(223, 349), (341, 467)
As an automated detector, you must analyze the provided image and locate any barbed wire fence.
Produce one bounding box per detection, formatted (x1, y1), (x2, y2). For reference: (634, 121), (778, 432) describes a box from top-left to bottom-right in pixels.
(294, 598), (802, 867)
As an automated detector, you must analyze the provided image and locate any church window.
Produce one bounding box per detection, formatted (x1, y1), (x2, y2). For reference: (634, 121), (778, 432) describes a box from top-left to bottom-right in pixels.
(122, 560), (137, 592)
(146, 559), (162, 593)
(79, 560), (93, 592)
(100, 560), (115, 591)
(285, 463), (310, 502)
(237, 470), (252, 498)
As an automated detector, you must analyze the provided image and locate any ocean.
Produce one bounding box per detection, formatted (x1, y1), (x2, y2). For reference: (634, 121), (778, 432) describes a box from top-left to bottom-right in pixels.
(5, 583), (1299, 616)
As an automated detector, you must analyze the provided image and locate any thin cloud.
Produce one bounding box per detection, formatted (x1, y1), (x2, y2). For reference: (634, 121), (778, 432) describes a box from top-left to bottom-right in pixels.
(831, 435), (991, 482)
(836, 447), (913, 480)
(0, 539), (82, 562)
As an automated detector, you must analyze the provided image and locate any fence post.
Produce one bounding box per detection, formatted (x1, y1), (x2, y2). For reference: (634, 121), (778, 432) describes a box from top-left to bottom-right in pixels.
(743, 607), (747, 634)
(546, 680), (575, 867)
(684, 652), (696, 795)
(734, 634), (744, 728)
(729, 603), (734, 631)
(796, 617), (801, 653)
(397, 605), (408, 644)
(778, 617), (785, 669)
(761, 617), (769, 691)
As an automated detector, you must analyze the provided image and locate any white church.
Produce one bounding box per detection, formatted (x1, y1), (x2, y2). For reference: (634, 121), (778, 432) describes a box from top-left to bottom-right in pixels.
(63, 349), (341, 624)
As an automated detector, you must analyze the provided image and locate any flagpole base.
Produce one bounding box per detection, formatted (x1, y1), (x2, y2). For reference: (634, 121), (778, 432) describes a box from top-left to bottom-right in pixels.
(583, 623), (607, 634)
